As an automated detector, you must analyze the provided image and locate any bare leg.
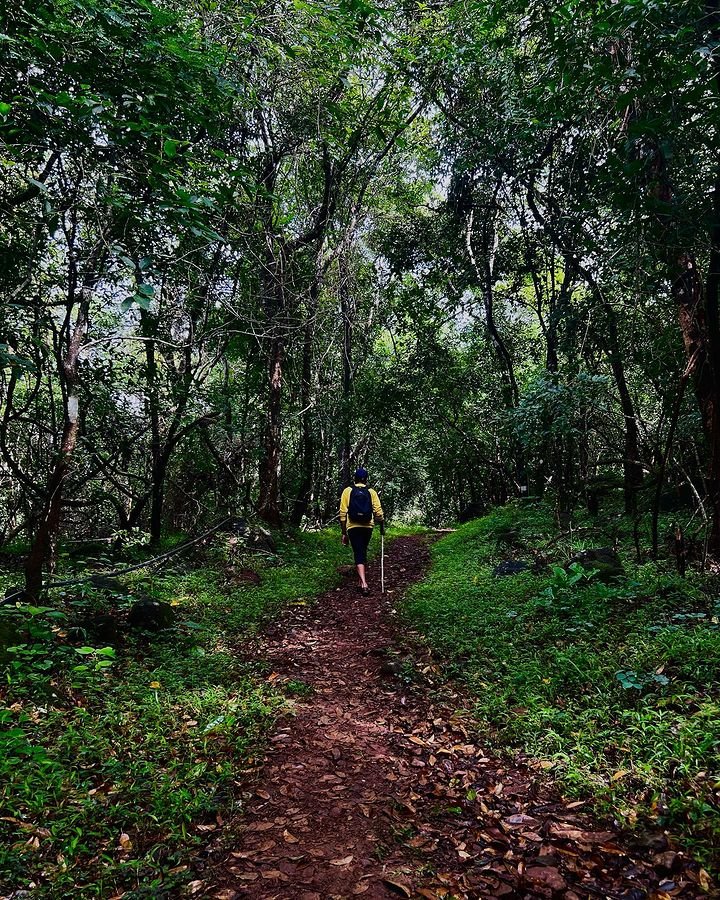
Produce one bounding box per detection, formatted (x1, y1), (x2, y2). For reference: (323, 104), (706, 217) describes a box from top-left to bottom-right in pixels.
(356, 563), (368, 589)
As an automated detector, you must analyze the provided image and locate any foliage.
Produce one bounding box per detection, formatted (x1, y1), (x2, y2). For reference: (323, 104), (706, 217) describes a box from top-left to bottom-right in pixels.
(0, 528), (349, 897)
(3, 0), (720, 884)
(402, 504), (720, 869)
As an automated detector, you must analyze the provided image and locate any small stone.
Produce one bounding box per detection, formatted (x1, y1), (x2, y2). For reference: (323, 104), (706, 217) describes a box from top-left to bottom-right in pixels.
(630, 831), (669, 854)
(569, 547), (624, 582)
(128, 599), (176, 631)
(89, 574), (122, 592)
(3, 585), (28, 605)
(247, 527), (276, 554)
(493, 560), (530, 577)
(379, 660), (404, 677)
(653, 850), (680, 875)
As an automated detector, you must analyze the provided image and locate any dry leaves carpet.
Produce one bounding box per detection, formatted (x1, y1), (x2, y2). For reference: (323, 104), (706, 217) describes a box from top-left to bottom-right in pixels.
(196, 536), (713, 900)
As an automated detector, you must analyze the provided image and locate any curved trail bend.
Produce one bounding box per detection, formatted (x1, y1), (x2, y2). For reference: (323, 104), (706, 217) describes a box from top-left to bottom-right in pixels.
(203, 535), (708, 900)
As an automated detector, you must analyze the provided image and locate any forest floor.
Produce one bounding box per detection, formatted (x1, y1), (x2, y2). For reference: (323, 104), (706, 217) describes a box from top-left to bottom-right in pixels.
(198, 535), (712, 900)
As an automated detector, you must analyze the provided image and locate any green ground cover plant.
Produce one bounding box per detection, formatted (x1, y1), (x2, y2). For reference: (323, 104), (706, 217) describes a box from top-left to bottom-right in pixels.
(0, 528), (349, 898)
(403, 503), (720, 870)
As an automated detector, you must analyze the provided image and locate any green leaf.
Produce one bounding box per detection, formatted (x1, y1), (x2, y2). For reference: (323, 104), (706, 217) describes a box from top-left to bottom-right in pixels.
(616, 670), (643, 690)
(163, 138), (178, 158)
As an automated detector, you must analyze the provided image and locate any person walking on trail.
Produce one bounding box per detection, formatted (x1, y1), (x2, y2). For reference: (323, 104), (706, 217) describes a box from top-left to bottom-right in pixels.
(339, 468), (385, 595)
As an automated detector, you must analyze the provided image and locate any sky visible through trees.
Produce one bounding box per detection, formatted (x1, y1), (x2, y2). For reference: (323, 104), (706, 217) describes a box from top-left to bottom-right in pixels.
(4, 2), (720, 894)
(1, 0), (720, 592)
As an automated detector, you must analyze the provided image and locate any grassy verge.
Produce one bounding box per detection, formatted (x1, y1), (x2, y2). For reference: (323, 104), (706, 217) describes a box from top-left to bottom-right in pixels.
(0, 528), (349, 898)
(402, 503), (720, 871)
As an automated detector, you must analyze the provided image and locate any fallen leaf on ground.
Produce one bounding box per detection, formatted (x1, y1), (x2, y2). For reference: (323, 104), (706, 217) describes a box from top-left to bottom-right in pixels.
(525, 867), (567, 891)
(330, 855), (354, 866)
(382, 878), (412, 896)
(247, 821), (274, 832)
(548, 823), (585, 841)
(254, 839), (276, 851)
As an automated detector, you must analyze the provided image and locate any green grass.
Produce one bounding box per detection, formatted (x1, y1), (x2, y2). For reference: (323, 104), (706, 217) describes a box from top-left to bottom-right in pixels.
(0, 527), (350, 898)
(402, 502), (720, 871)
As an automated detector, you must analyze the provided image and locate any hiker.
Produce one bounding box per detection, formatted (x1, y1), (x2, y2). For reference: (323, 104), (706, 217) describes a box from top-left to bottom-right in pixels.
(339, 467), (385, 595)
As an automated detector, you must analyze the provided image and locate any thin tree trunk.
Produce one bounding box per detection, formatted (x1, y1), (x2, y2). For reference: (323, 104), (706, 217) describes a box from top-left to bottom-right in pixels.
(651, 350), (698, 557)
(466, 206), (519, 408)
(291, 277), (320, 526)
(141, 309), (164, 544)
(258, 330), (284, 526)
(24, 238), (106, 597)
(149, 456), (168, 545)
(338, 253), (354, 491)
(704, 171), (720, 547)
(23, 397), (81, 598)
(604, 304), (643, 517)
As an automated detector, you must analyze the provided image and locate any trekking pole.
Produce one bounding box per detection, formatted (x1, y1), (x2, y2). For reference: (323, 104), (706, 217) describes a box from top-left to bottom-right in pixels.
(381, 532), (385, 594)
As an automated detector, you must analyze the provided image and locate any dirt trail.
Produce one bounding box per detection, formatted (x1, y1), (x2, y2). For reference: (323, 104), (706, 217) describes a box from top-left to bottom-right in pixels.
(202, 536), (710, 899)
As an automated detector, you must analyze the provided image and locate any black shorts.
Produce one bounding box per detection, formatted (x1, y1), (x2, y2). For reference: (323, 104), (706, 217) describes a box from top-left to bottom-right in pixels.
(348, 527), (372, 565)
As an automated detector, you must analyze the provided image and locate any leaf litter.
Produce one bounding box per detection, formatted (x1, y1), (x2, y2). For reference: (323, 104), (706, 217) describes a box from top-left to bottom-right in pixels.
(197, 536), (715, 899)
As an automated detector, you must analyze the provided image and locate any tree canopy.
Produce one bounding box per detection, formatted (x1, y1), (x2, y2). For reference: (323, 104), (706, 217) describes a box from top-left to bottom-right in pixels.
(2, 0), (720, 588)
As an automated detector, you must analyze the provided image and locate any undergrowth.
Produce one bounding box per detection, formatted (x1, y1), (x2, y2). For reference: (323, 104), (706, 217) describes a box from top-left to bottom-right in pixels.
(0, 527), (348, 898)
(403, 502), (720, 872)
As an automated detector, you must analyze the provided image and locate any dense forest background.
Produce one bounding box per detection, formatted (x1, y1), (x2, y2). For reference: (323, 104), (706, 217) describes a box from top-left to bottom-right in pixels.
(5, 2), (720, 894)
(3, 0), (720, 591)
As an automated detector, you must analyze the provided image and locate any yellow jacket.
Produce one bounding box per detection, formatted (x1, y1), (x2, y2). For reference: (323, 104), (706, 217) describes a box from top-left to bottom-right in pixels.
(339, 483), (384, 530)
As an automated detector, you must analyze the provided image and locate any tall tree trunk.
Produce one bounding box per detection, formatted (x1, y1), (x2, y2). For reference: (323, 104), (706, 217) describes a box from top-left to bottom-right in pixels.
(149, 455), (168, 545)
(141, 309), (164, 545)
(258, 328), (284, 526)
(604, 304), (643, 517)
(704, 169), (720, 547)
(24, 239), (106, 598)
(338, 253), (354, 491)
(673, 248), (720, 548)
(291, 277), (320, 526)
(23, 394), (81, 598)
(652, 4), (720, 548)
(466, 207), (519, 408)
